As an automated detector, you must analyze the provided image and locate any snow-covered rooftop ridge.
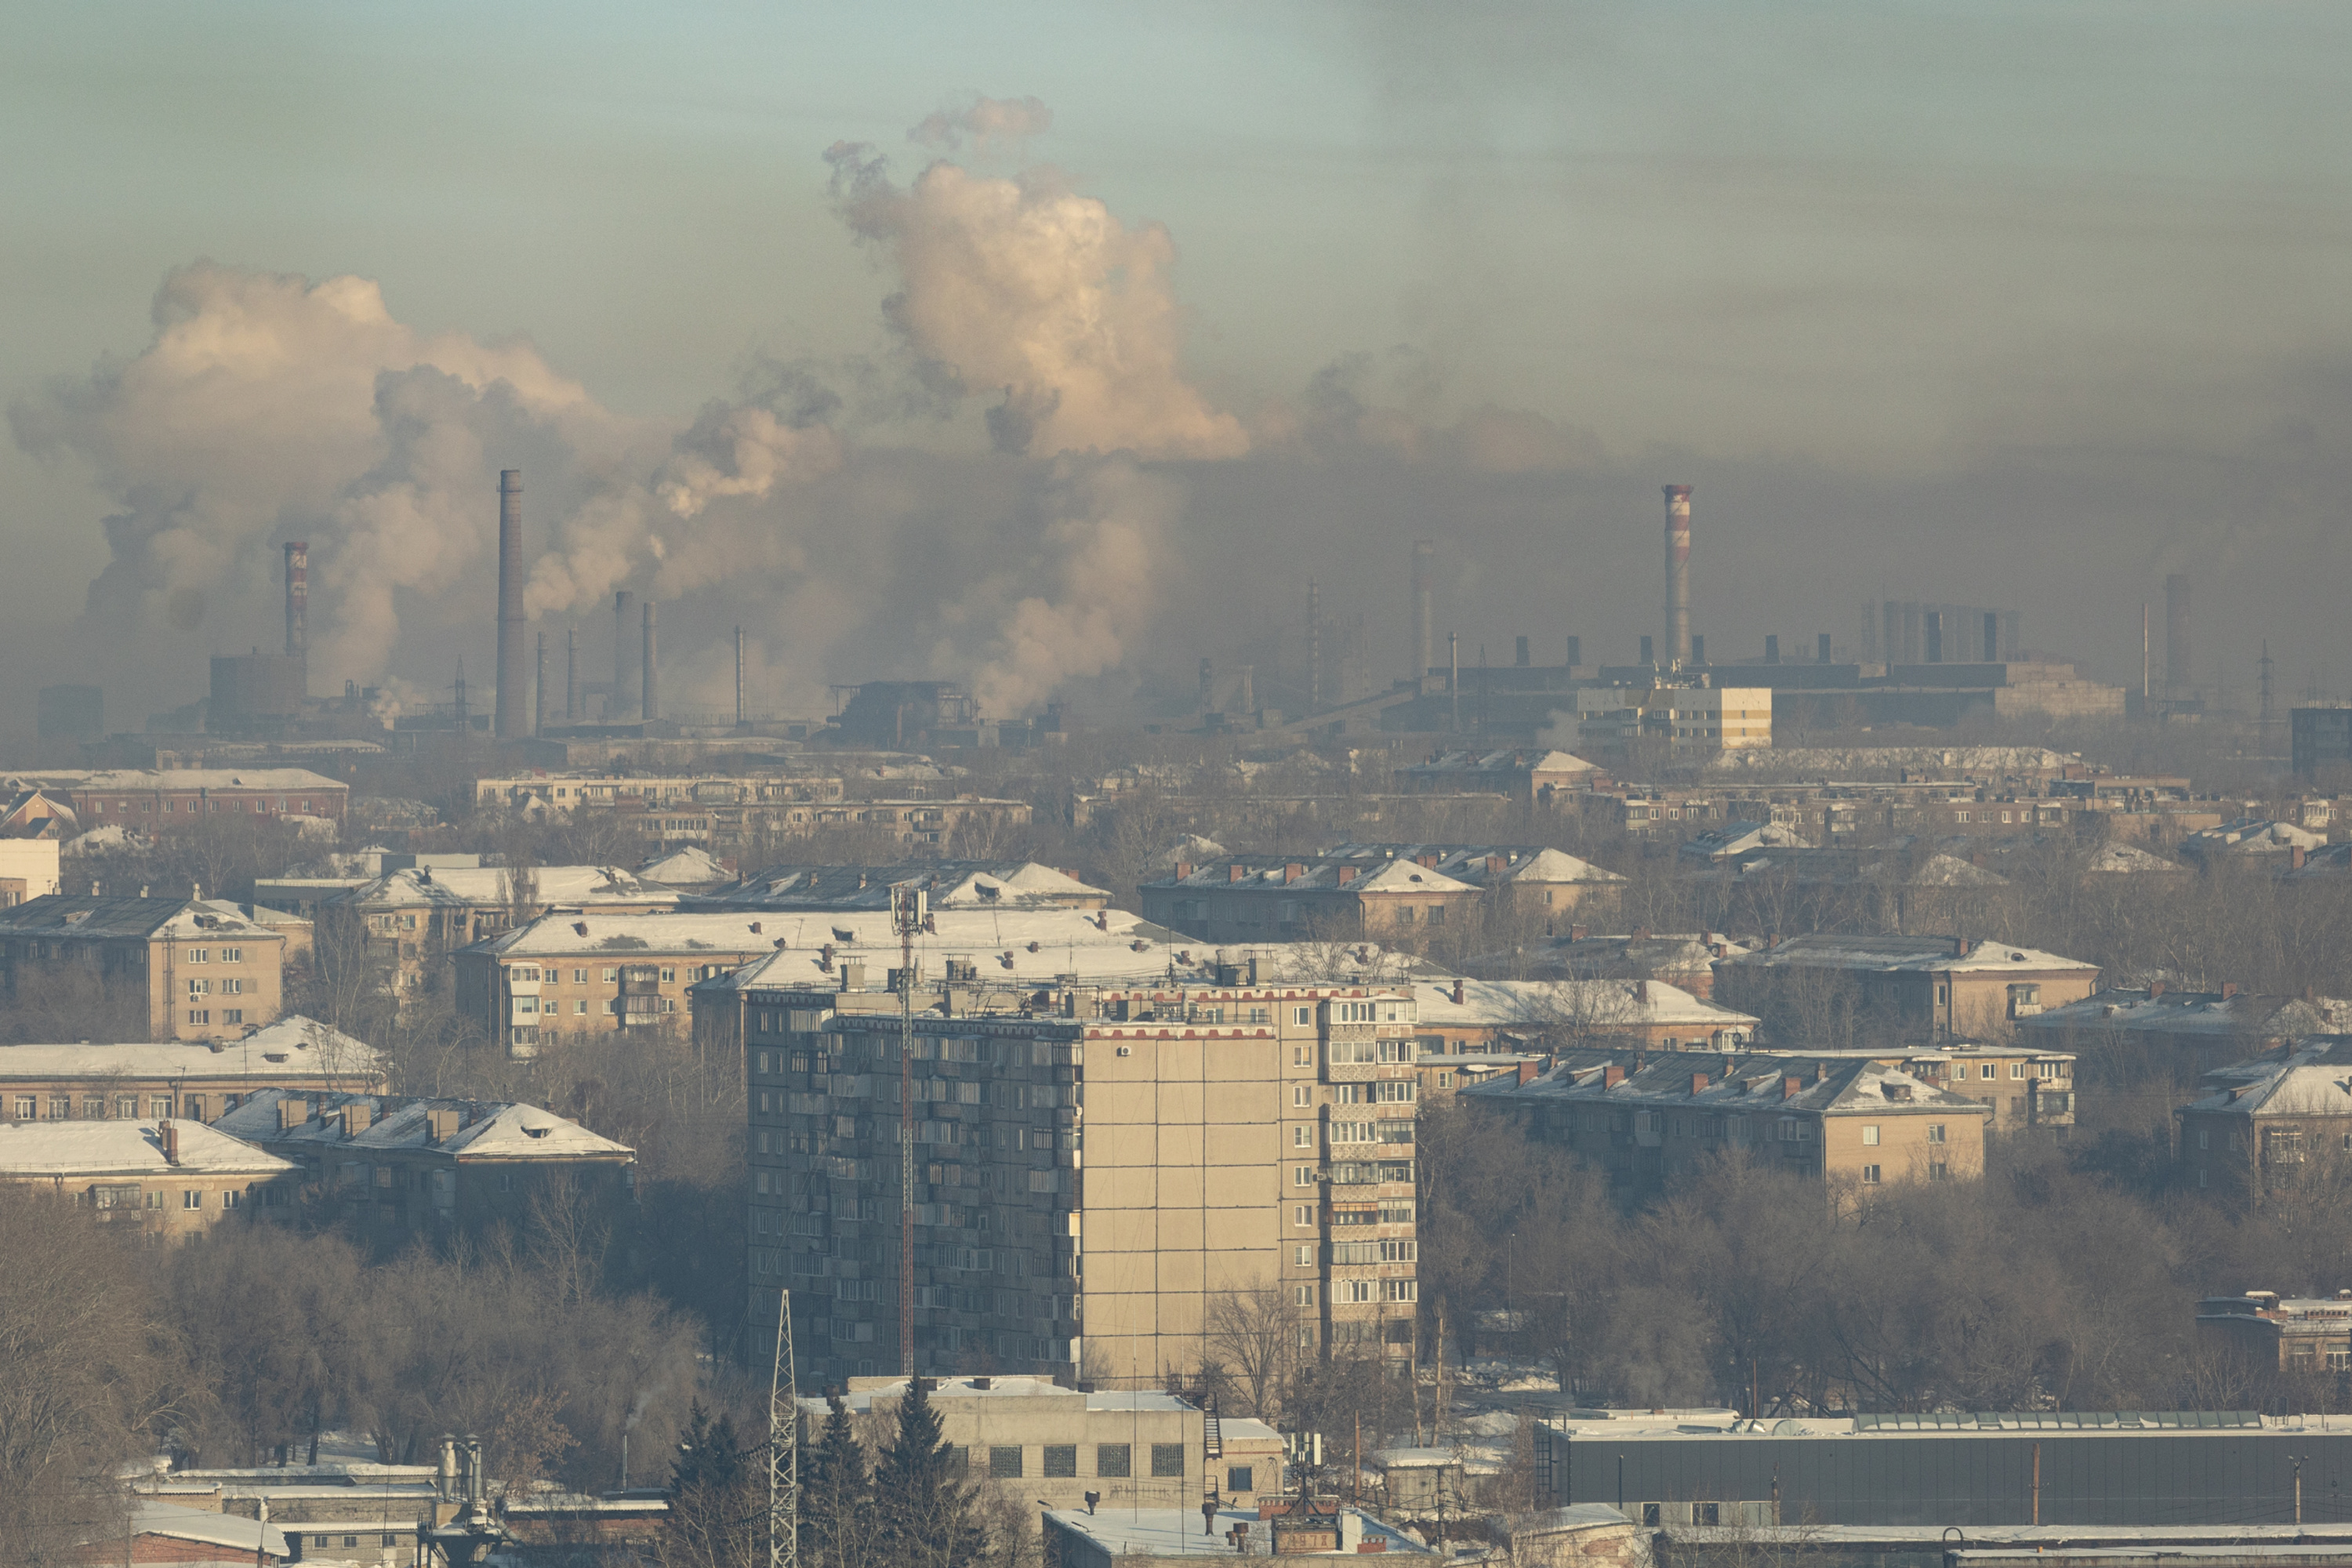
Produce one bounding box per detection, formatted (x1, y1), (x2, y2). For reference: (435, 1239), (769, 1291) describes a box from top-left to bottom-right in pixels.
(1469, 1051), (1988, 1117)
(333, 863), (680, 908)
(1318, 843), (1625, 885)
(0, 1118), (295, 1177)
(214, 1088), (633, 1160)
(1722, 932), (2092, 974)
(1410, 976), (1758, 1030)
(0, 1016), (380, 1081)
(694, 859), (1108, 910)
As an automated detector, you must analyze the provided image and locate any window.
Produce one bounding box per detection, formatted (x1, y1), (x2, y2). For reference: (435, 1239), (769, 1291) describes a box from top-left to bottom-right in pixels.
(11, 1097), (28, 1120)
(1294, 1167), (1315, 1187)
(1382, 1279), (1417, 1302)
(1861, 1165), (1882, 1185)
(221, 947), (241, 963)
(1294, 1283), (1316, 1306)
(116, 1095), (137, 1119)
(1293, 1126), (1311, 1147)
(1229, 1465), (1255, 1493)
(1929, 1162), (1950, 1181)
(1295, 1205), (1314, 1226)
(183, 1190), (201, 1210)
(1862, 1125), (1881, 1147)
(1152, 1443), (1186, 1478)
(1295, 1246), (1314, 1266)
(2010, 1061), (2027, 1079)
(988, 1446), (1022, 1479)
(186, 978), (210, 996)
(223, 1009), (243, 1025)
(1295, 1006), (1312, 1025)
(1096, 1444), (1131, 1478)
(223, 1189), (241, 1209)
(1980, 1064), (1995, 1080)
(186, 948), (208, 964)
(184, 1097), (204, 1120)
(1293, 1085), (1309, 1107)
(1044, 1445), (1077, 1478)
(602, 967), (619, 982)
(660, 967), (676, 982)
(574, 968), (587, 983)
(151, 1096), (172, 1118)
(1927, 1124), (1947, 1144)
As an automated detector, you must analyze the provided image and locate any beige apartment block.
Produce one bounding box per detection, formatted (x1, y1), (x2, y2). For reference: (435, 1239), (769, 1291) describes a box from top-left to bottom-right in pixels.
(0, 894), (289, 1041)
(701, 924), (1427, 1389)
(0, 1014), (384, 1127)
(0, 1118), (297, 1236)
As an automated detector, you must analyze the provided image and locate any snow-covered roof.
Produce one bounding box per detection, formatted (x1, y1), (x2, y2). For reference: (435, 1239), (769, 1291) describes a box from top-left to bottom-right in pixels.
(214, 1089), (633, 1162)
(2181, 819), (2326, 855)
(633, 845), (734, 888)
(694, 859), (1109, 911)
(1406, 749), (1596, 777)
(1410, 977), (1757, 1033)
(1722, 933), (2094, 975)
(2020, 989), (2352, 1041)
(1867, 852), (2009, 887)
(809, 1375), (1193, 1415)
(0, 1119), (296, 1178)
(0, 895), (287, 942)
(1319, 843), (1624, 887)
(2179, 1039), (2352, 1119)
(9, 768), (343, 793)
(1469, 1051), (1991, 1120)
(331, 864), (681, 910)
(0, 1016), (380, 1084)
(1147, 855), (1479, 896)
(1465, 930), (1752, 981)
(1045, 1506), (1428, 1559)
(107, 1500), (289, 1559)
(2086, 842), (2187, 875)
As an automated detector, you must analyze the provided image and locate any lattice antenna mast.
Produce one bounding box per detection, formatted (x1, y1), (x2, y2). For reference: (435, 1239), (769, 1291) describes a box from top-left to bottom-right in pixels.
(891, 886), (927, 1377)
(768, 1287), (798, 1568)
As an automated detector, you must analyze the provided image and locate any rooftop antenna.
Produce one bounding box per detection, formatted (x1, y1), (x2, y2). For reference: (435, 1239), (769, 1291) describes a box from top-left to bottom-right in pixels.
(891, 884), (926, 1377)
(768, 1287), (798, 1568)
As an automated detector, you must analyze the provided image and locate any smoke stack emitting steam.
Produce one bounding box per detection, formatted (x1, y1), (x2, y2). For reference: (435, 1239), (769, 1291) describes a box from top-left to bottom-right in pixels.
(1410, 540), (1434, 681)
(614, 590), (639, 720)
(641, 600), (659, 722)
(495, 470), (526, 739)
(1662, 485), (1692, 668)
(282, 542), (307, 662)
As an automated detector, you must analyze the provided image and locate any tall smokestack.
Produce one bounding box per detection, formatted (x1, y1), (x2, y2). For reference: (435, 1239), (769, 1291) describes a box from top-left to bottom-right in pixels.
(1236, 663), (1254, 716)
(1199, 657), (1214, 711)
(495, 470), (526, 739)
(614, 590), (640, 719)
(1306, 579), (1321, 713)
(1661, 485), (1692, 667)
(282, 541), (308, 665)
(2165, 572), (2190, 702)
(1410, 540), (1435, 681)
(564, 626), (579, 722)
(735, 626), (746, 730)
(641, 601), (659, 722)
(534, 631), (546, 735)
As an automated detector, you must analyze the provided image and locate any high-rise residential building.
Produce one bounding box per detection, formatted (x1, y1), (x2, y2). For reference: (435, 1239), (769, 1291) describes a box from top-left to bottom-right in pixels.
(697, 926), (1428, 1388)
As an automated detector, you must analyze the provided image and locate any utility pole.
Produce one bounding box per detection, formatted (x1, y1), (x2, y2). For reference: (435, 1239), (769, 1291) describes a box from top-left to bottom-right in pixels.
(769, 1288), (797, 1568)
(892, 886), (927, 1377)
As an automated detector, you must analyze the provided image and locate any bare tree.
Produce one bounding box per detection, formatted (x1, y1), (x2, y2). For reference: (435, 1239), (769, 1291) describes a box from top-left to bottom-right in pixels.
(1204, 1278), (1299, 1421)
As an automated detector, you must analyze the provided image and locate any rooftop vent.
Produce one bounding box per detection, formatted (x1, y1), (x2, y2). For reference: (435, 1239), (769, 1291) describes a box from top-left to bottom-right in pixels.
(832, 927), (855, 943)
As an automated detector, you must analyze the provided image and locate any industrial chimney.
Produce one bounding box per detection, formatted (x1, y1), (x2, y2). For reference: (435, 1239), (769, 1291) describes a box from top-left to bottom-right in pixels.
(641, 601), (659, 722)
(1661, 485), (1692, 666)
(1410, 540), (1435, 682)
(564, 626), (579, 722)
(1306, 579), (1322, 713)
(282, 541), (308, 666)
(494, 470), (526, 739)
(534, 630), (547, 735)
(734, 626), (746, 731)
(614, 590), (640, 719)
(2165, 572), (2191, 702)
(1198, 657), (1213, 711)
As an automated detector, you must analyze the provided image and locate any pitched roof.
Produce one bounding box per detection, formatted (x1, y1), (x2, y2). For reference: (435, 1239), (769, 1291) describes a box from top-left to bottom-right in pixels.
(1720, 933), (2094, 975)
(0, 895), (287, 942)
(633, 845), (734, 888)
(214, 1090), (633, 1161)
(2021, 988), (2352, 1040)
(692, 860), (1108, 911)
(329, 864), (680, 911)
(8, 768), (343, 793)
(110, 1500), (289, 1559)
(0, 1015), (381, 1084)
(2178, 1038), (2352, 1119)
(1410, 977), (1758, 1033)
(1465, 930), (1752, 980)
(1318, 844), (1624, 887)
(0, 1119), (296, 1178)
(1466, 1051), (1989, 1120)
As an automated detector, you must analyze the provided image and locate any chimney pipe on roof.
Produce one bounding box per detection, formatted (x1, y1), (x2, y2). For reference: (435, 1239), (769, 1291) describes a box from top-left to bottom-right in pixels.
(1452, 978), (1465, 1005)
(1662, 485), (1693, 666)
(160, 1121), (179, 1164)
(1603, 1064), (1625, 1087)
(495, 471), (527, 740)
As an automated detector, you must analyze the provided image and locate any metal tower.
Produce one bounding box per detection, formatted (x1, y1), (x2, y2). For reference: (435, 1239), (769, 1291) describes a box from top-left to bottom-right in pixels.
(892, 886), (927, 1377)
(768, 1288), (798, 1568)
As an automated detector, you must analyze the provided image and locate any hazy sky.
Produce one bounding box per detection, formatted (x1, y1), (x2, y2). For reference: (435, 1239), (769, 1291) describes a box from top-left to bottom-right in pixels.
(5, 2), (2350, 728)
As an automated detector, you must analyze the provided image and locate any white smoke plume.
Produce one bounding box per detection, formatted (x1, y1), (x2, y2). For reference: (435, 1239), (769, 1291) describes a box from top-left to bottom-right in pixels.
(828, 143), (1250, 461)
(909, 94), (1054, 156)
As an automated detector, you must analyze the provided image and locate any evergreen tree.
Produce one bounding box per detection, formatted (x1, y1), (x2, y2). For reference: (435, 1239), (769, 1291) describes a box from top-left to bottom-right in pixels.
(870, 1380), (984, 1568)
(803, 1394), (871, 1568)
(666, 1402), (759, 1568)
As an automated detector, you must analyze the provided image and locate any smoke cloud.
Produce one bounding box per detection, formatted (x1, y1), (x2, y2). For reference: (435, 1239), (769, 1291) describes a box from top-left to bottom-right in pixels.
(828, 143), (1250, 461)
(909, 94), (1054, 156)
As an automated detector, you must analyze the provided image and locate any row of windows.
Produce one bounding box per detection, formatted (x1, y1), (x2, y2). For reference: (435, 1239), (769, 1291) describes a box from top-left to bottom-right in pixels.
(186, 978), (246, 996)
(514, 996), (676, 1015)
(1295, 1279), (1419, 1305)
(14, 1094), (221, 1120)
(1860, 1163), (1951, 1184)
(181, 947), (244, 964)
(89, 797), (323, 815)
(184, 1010), (245, 1026)
(980, 1442), (1184, 1479)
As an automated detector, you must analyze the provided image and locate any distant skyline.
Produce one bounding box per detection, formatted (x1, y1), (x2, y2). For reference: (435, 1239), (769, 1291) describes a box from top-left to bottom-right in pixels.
(5, 2), (2350, 728)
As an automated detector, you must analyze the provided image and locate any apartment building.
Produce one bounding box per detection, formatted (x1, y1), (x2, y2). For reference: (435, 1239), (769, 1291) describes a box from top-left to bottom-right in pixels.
(2175, 1037), (2352, 1201)
(1715, 934), (2100, 1040)
(1142, 855), (1482, 944)
(1572, 684), (1773, 759)
(2024, 985), (2352, 1074)
(800, 1375), (1282, 1512)
(710, 923), (1427, 1388)
(1406, 976), (1759, 1054)
(0, 1015), (383, 1126)
(2196, 1291), (2352, 1374)
(321, 862), (681, 996)
(473, 771), (844, 814)
(0, 1118), (297, 1236)
(214, 1089), (635, 1237)
(0, 894), (289, 1040)
(472, 772), (1031, 851)
(1315, 843), (1627, 919)
(1465, 928), (1752, 999)
(1465, 1051), (1992, 1196)
(690, 859), (1112, 913)
(453, 911), (781, 1054)
(1398, 750), (1599, 807)
(2, 768), (347, 827)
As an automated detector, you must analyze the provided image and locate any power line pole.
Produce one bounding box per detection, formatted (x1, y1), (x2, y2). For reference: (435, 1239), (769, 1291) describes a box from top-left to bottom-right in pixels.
(769, 1287), (797, 1568)
(892, 886), (927, 1377)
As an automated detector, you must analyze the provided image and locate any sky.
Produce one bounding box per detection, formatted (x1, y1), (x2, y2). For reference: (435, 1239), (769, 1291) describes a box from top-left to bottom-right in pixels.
(4, 2), (2350, 731)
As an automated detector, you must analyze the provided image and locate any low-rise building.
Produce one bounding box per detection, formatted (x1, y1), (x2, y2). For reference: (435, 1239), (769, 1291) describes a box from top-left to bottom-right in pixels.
(1399, 750), (1599, 807)
(1407, 976), (1759, 1054)
(1465, 1051), (1992, 1195)
(213, 1089), (636, 1237)
(1316, 843), (1627, 919)
(0, 1015), (383, 1126)
(1715, 934), (2101, 1041)
(804, 1375), (1262, 1513)
(2175, 1036), (2352, 1201)
(1465, 928), (1751, 999)
(0, 1118), (296, 1234)
(97, 1499), (292, 1565)
(3, 767), (347, 829)
(321, 862), (683, 997)
(1044, 1504), (1429, 1566)
(0, 834), (60, 906)
(691, 859), (1112, 913)
(472, 771), (844, 815)
(0, 894), (289, 1040)
(2195, 1291), (2352, 1374)
(1142, 854), (1482, 944)
(453, 911), (795, 1054)
(2179, 819), (2327, 862)
(2022, 986), (2352, 1074)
